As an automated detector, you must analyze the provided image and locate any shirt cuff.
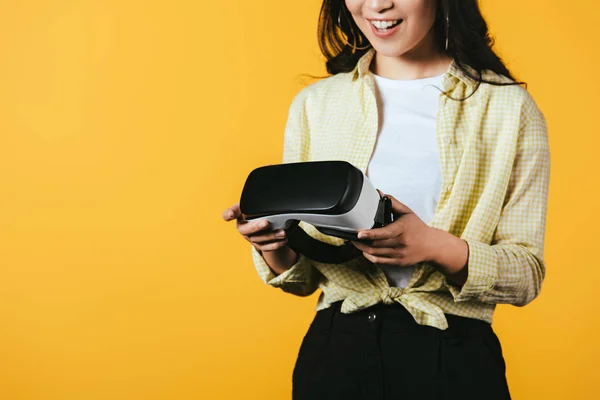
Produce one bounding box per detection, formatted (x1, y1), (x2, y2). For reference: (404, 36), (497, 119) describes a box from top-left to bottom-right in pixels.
(251, 245), (310, 287)
(445, 238), (498, 302)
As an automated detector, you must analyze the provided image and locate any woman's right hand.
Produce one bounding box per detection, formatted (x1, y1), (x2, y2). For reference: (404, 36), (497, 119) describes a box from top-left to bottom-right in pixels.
(222, 202), (288, 253)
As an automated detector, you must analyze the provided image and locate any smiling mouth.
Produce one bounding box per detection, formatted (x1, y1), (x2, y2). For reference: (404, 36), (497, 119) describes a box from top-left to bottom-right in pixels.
(370, 19), (403, 32)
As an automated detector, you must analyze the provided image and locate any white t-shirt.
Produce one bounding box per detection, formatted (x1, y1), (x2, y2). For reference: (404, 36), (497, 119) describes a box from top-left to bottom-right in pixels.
(365, 71), (445, 288)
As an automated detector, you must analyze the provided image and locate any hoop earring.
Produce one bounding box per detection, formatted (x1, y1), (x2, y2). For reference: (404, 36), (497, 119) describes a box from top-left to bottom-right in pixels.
(445, 14), (449, 51)
(337, 9), (372, 51)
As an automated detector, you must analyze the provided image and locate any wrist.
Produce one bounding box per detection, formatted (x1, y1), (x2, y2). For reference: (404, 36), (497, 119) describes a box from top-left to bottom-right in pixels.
(261, 245), (298, 275)
(425, 227), (447, 264)
(427, 228), (469, 284)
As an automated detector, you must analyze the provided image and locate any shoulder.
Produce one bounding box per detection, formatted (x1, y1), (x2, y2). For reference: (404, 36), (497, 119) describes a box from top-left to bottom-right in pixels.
(479, 70), (548, 148)
(479, 69), (541, 113)
(288, 72), (355, 112)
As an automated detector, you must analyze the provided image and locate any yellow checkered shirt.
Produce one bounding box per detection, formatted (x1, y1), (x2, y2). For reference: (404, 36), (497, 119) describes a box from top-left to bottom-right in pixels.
(251, 48), (551, 330)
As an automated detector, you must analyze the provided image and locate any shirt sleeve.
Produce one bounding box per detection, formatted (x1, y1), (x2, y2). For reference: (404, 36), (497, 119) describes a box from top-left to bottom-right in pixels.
(446, 93), (551, 306)
(250, 89), (321, 297)
(251, 245), (321, 296)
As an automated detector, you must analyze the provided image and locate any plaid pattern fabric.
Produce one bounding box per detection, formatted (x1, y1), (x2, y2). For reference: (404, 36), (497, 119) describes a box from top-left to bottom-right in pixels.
(250, 48), (551, 330)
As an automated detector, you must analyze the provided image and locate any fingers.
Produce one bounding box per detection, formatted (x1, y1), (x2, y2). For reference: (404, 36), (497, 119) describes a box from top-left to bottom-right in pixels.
(363, 237), (403, 248)
(358, 223), (403, 240)
(383, 193), (413, 215)
(241, 220), (290, 252)
(237, 218), (271, 236)
(222, 203), (241, 221)
(239, 219), (288, 251)
(252, 237), (289, 252)
(247, 229), (287, 244)
(351, 240), (398, 257)
(223, 200), (288, 252)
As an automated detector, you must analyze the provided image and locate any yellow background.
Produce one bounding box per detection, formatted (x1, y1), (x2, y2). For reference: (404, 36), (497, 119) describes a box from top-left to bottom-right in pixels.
(0, 0), (598, 398)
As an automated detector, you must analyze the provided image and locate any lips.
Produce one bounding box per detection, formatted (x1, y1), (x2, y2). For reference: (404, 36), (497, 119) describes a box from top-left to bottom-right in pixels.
(370, 19), (402, 30)
(369, 19), (403, 38)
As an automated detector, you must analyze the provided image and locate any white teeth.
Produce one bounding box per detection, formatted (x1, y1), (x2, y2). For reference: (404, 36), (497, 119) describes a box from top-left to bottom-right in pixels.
(371, 19), (400, 29)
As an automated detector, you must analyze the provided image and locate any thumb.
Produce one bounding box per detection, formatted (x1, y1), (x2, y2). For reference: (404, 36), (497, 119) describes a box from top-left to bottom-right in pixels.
(223, 202), (241, 221)
(377, 190), (413, 216)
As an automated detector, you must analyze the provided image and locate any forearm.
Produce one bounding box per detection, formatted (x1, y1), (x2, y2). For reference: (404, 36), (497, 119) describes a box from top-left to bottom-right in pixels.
(260, 246), (299, 276)
(427, 229), (545, 305)
(427, 227), (469, 286)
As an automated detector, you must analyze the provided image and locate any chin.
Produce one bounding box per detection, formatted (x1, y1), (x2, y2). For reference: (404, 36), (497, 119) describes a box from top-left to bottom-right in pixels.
(370, 44), (408, 57)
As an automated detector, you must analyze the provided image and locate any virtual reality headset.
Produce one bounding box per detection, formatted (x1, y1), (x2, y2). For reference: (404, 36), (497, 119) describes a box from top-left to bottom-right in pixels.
(239, 161), (394, 264)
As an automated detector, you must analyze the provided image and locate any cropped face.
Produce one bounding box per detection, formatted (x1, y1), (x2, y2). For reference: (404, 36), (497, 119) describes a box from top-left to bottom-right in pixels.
(344, 0), (438, 57)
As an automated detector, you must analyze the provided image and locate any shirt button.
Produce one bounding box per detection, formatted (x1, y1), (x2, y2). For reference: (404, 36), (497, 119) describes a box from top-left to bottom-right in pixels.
(444, 136), (452, 144)
(367, 311), (377, 322)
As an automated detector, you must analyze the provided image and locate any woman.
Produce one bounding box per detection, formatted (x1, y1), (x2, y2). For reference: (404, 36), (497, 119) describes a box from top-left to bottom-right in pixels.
(223, 0), (550, 399)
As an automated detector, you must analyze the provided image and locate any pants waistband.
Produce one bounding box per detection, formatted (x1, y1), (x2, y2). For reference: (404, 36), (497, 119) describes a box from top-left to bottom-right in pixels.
(311, 300), (492, 337)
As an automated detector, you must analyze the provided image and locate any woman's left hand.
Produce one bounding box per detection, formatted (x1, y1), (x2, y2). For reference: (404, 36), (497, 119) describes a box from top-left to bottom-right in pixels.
(351, 190), (438, 267)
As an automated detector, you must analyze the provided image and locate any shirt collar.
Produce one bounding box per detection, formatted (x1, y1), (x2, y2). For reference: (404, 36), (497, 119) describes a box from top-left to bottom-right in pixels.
(351, 47), (479, 91)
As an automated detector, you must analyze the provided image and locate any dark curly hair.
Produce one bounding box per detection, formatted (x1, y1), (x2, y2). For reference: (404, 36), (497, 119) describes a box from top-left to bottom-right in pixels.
(302, 0), (526, 100)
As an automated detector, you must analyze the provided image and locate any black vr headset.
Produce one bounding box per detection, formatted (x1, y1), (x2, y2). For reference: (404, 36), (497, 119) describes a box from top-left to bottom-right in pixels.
(239, 161), (395, 264)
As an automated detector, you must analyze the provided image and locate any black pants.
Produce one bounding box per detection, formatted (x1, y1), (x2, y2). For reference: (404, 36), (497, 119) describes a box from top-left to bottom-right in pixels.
(292, 301), (511, 400)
